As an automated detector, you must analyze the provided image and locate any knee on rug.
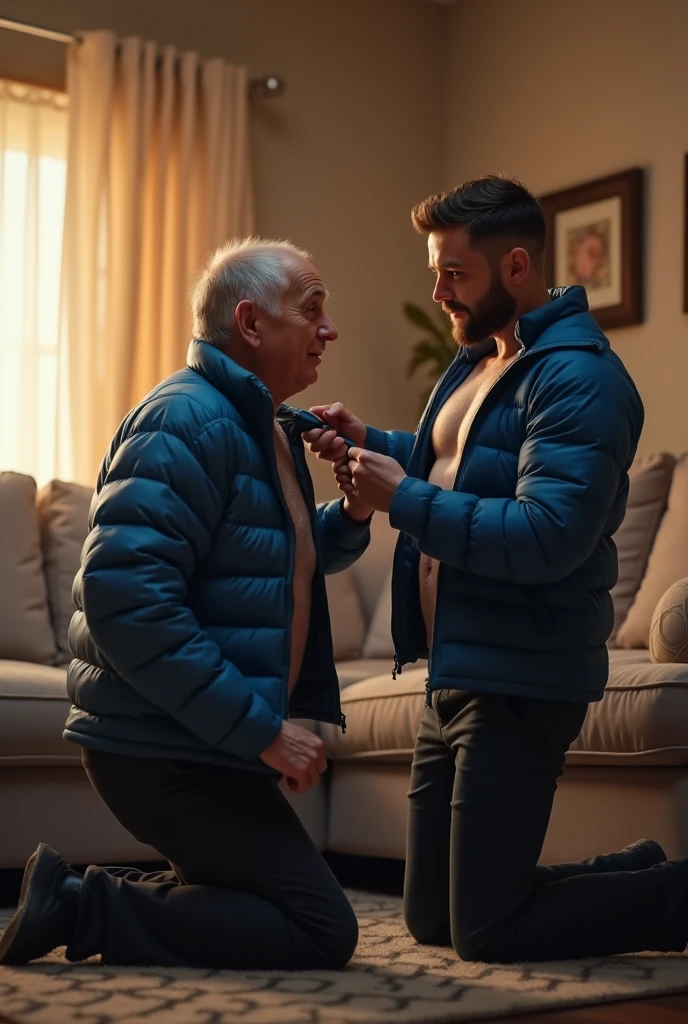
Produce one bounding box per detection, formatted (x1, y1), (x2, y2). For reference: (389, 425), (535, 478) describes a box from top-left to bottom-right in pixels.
(450, 922), (514, 964)
(316, 901), (359, 969)
(404, 908), (451, 948)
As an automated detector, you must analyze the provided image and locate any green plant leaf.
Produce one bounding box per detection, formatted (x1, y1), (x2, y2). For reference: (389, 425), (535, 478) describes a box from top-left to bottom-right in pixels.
(403, 302), (446, 342)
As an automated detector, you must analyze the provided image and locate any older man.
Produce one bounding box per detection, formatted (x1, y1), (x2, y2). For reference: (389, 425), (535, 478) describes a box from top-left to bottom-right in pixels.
(0, 239), (373, 969)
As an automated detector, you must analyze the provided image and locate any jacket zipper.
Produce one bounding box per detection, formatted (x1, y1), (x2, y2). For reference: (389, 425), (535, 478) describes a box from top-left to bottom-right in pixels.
(262, 407), (296, 720)
(277, 408), (347, 734)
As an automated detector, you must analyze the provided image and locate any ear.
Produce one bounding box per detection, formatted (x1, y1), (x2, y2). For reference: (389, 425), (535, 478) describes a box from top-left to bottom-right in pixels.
(234, 299), (260, 349)
(504, 247), (531, 287)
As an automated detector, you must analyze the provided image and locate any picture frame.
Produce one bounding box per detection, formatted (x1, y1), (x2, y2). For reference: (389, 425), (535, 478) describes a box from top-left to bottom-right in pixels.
(539, 168), (644, 330)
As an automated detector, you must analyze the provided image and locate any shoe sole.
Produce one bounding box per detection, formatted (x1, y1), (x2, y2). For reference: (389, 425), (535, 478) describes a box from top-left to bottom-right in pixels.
(0, 843), (54, 965)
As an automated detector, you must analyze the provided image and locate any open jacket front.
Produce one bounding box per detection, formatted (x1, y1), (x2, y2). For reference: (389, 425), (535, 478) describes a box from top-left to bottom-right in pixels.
(65, 339), (370, 770)
(366, 287), (645, 704)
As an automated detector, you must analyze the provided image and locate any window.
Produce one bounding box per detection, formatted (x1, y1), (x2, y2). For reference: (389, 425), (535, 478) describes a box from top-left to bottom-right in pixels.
(0, 79), (69, 486)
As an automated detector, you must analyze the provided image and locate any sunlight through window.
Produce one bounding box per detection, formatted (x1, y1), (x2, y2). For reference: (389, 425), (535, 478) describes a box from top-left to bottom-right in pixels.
(0, 79), (69, 485)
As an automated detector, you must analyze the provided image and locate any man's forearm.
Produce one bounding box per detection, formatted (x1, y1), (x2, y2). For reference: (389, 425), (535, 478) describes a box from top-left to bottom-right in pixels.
(342, 495), (374, 522)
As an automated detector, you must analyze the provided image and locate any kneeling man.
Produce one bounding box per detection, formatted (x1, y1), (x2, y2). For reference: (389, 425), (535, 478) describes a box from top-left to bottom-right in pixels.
(0, 239), (374, 969)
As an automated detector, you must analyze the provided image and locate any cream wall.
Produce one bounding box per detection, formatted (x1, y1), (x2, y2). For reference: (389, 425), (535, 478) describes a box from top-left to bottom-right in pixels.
(0, 0), (444, 496)
(443, 0), (688, 457)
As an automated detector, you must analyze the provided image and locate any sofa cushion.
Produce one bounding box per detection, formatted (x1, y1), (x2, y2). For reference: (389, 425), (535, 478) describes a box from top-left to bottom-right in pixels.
(609, 452), (676, 643)
(0, 660), (79, 765)
(37, 479), (92, 664)
(650, 579), (688, 664)
(351, 513), (398, 622)
(322, 651), (688, 767)
(323, 666), (427, 763)
(336, 657), (402, 691)
(0, 473), (57, 665)
(325, 568), (367, 661)
(569, 649), (688, 764)
(617, 454), (688, 649)
(362, 566), (394, 658)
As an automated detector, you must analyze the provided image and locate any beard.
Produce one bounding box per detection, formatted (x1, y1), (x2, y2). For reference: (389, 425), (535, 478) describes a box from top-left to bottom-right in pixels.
(444, 273), (517, 346)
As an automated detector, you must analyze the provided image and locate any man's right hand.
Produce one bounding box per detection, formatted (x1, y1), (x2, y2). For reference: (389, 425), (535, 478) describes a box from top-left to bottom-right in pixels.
(259, 720), (327, 794)
(303, 403), (367, 464)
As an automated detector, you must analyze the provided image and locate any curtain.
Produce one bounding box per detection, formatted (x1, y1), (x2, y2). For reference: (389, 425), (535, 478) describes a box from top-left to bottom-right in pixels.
(0, 79), (70, 485)
(60, 31), (254, 486)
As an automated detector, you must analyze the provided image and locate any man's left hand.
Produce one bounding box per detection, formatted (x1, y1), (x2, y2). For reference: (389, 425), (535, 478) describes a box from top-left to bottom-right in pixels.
(346, 448), (406, 513)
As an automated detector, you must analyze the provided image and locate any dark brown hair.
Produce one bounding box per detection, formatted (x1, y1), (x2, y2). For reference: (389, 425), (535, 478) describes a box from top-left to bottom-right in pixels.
(411, 175), (545, 254)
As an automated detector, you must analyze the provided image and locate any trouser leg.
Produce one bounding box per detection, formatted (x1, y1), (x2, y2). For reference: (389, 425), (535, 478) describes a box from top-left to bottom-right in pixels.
(67, 750), (358, 968)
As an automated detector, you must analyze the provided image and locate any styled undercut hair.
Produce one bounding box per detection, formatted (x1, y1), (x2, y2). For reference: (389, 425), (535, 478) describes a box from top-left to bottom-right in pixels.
(411, 175), (545, 255)
(191, 237), (311, 349)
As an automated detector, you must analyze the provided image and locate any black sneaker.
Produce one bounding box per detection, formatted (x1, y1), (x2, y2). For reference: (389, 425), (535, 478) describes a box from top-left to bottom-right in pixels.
(0, 844), (82, 965)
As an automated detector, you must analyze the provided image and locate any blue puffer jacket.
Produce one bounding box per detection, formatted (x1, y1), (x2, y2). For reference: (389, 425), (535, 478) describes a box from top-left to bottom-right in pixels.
(366, 287), (644, 704)
(64, 340), (371, 769)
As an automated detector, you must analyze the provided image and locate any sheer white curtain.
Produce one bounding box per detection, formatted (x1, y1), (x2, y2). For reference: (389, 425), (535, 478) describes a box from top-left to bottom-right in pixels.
(61, 32), (255, 486)
(0, 79), (71, 485)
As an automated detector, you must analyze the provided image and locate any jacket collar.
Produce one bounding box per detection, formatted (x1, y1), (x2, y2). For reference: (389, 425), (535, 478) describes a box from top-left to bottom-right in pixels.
(516, 286), (606, 351)
(187, 338), (273, 424)
(186, 339), (317, 442)
(456, 285), (606, 364)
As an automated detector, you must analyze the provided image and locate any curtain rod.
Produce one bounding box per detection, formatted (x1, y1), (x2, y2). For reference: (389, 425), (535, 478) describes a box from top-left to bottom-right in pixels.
(0, 15), (286, 98)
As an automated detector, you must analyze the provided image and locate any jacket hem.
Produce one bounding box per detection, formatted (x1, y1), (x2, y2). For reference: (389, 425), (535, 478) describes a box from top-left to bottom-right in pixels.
(426, 676), (603, 704)
(62, 728), (280, 774)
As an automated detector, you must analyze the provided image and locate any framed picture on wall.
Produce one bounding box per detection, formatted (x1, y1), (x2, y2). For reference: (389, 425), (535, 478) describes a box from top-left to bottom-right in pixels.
(539, 168), (644, 330)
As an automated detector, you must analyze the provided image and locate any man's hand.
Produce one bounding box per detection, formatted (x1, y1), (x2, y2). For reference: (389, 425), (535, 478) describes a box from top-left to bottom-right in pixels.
(346, 448), (406, 513)
(259, 720), (327, 794)
(303, 403), (367, 465)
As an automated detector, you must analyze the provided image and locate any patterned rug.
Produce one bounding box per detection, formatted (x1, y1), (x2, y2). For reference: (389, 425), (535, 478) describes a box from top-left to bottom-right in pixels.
(2, 893), (688, 1024)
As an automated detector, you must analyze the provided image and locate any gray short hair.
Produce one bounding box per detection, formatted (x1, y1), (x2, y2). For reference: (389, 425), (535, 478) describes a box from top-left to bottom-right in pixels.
(191, 237), (311, 348)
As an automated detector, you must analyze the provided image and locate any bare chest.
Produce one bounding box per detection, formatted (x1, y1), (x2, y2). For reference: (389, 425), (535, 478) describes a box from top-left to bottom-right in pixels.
(274, 425), (312, 538)
(428, 357), (514, 489)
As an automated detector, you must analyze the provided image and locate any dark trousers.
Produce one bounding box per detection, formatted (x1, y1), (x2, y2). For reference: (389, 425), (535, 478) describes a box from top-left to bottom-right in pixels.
(404, 689), (688, 962)
(66, 749), (358, 968)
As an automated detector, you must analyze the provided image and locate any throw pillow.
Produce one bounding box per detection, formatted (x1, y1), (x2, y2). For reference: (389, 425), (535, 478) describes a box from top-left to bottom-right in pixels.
(362, 565), (394, 658)
(609, 452), (676, 642)
(37, 479), (93, 663)
(0, 472), (57, 664)
(617, 454), (688, 649)
(325, 569), (367, 662)
(649, 578), (688, 664)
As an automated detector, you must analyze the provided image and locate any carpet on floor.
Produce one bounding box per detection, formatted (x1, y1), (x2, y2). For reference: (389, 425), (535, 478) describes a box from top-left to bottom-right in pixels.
(2, 892), (688, 1024)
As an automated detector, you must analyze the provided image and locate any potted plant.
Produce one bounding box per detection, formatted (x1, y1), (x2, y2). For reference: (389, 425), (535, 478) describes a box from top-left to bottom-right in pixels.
(404, 303), (456, 414)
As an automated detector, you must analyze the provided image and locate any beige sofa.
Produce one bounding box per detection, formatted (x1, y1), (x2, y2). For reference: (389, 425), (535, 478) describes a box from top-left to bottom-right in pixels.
(1, 453), (688, 870)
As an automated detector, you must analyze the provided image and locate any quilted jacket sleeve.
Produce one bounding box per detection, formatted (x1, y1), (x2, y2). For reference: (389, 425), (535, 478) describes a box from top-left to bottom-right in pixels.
(316, 498), (372, 574)
(78, 421), (283, 761)
(365, 425), (416, 469)
(388, 353), (643, 585)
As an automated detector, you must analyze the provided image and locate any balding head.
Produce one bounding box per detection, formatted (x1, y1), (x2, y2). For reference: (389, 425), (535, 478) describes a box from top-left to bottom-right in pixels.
(191, 237), (313, 349)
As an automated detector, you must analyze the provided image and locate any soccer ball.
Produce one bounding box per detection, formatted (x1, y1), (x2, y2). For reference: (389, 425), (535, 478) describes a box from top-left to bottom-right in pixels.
(650, 579), (688, 664)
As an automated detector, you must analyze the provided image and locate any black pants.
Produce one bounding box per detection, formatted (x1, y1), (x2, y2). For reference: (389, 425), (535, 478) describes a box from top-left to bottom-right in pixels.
(404, 689), (688, 962)
(66, 749), (358, 968)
